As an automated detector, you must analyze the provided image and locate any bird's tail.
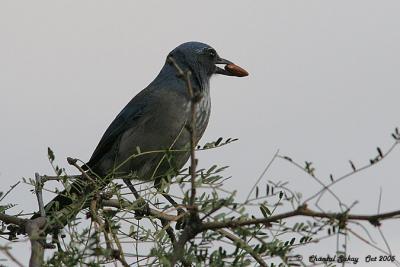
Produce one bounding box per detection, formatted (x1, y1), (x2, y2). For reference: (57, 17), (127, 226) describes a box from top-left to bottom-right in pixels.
(31, 178), (91, 228)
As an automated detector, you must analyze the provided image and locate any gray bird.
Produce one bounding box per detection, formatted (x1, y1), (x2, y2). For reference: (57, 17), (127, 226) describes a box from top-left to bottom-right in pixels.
(36, 41), (248, 225)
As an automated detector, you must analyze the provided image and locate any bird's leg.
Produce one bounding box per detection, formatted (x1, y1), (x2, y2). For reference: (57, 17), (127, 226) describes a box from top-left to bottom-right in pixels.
(52, 230), (63, 252)
(123, 178), (141, 199)
(153, 177), (186, 229)
(123, 179), (150, 219)
(153, 177), (184, 213)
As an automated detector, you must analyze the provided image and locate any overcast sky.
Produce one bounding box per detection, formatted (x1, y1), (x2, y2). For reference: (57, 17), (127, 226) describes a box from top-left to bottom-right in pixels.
(1, 1), (400, 266)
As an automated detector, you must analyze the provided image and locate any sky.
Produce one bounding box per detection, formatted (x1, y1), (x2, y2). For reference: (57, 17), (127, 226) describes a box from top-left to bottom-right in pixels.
(1, 1), (400, 266)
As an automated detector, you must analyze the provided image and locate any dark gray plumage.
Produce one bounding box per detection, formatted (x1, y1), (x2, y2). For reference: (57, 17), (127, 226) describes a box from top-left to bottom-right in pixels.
(37, 41), (248, 222)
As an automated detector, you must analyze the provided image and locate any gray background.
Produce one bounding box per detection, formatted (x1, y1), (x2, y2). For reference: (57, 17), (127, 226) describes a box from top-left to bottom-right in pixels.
(1, 1), (399, 266)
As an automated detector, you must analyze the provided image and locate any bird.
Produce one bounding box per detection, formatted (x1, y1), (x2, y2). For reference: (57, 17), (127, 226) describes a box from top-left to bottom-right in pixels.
(34, 41), (248, 226)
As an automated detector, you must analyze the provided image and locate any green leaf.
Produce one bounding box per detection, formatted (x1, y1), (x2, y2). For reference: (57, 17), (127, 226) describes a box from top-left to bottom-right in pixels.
(206, 165), (217, 174)
(214, 137), (223, 146)
(260, 204), (271, 218)
(47, 147), (55, 162)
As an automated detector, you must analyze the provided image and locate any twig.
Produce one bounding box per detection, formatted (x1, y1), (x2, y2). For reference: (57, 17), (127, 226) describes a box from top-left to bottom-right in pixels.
(217, 229), (268, 267)
(99, 142), (233, 181)
(167, 56), (198, 212)
(0, 245), (25, 267)
(350, 220), (377, 245)
(348, 228), (400, 267)
(169, 56), (199, 214)
(123, 179), (177, 244)
(90, 195), (111, 253)
(90, 193), (123, 266)
(167, 56), (184, 77)
(40, 174), (81, 182)
(34, 173), (45, 217)
(66, 157), (96, 184)
(107, 218), (130, 267)
(185, 70), (199, 215)
(278, 155), (344, 208)
(303, 140), (399, 203)
(246, 150), (279, 202)
(200, 199), (227, 221)
(0, 182), (21, 202)
(374, 186), (392, 255)
(167, 56), (203, 266)
(101, 199), (180, 222)
(378, 226), (392, 256)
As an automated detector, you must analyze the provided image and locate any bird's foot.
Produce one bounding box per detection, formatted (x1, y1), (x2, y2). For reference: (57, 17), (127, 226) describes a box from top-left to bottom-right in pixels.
(134, 199), (150, 220)
(175, 207), (187, 230)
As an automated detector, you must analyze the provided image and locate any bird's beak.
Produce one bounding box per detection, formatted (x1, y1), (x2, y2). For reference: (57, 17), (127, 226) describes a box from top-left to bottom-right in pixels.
(215, 57), (249, 77)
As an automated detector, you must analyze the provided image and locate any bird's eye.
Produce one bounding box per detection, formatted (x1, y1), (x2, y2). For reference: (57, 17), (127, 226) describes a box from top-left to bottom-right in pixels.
(206, 48), (216, 58)
(209, 50), (216, 57)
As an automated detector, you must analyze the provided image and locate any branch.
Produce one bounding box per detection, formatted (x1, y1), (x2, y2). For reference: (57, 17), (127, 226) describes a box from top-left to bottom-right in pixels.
(35, 173), (45, 217)
(67, 157), (95, 184)
(0, 213), (27, 228)
(200, 206), (400, 231)
(25, 217), (47, 267)
(101, 199), (180, 222)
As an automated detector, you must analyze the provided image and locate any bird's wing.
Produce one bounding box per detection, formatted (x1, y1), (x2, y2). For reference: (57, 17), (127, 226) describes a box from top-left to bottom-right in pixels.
(84, 92), (149, 170)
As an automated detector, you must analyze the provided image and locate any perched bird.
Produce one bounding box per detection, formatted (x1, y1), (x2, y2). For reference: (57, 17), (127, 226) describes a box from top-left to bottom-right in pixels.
(36, 41), (248, 225)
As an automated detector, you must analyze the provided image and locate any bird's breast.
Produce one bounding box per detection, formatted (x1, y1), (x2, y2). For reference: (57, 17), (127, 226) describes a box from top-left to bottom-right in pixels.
(196, 95), (211, 133)
(184, 93), (211, 140)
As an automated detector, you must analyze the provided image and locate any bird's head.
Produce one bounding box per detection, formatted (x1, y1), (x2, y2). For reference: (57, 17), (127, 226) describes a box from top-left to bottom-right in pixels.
(167, 42), (249, 80)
